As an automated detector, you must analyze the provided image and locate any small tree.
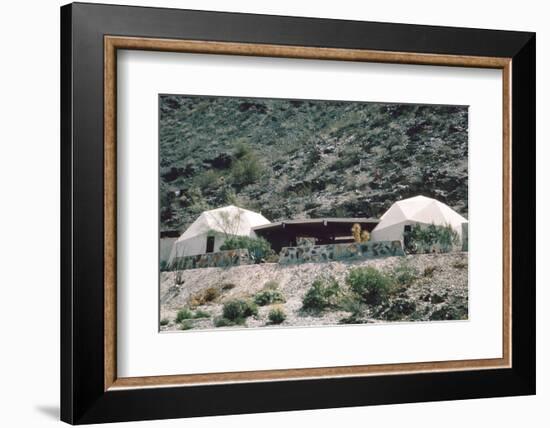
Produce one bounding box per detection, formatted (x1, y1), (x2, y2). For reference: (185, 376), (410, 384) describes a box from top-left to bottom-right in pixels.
(211, 208), (243, 239)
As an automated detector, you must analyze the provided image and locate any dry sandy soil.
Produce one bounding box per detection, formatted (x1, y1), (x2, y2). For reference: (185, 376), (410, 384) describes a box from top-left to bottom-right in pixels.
(160, 252), (468, 332)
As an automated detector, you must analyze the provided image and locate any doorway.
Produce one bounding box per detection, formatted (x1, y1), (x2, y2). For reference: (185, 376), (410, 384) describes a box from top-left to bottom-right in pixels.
(206, 236), (215, 253)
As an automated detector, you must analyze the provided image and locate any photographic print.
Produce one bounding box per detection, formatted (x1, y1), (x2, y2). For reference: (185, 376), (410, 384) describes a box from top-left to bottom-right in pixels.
(159, 95), (469, 331)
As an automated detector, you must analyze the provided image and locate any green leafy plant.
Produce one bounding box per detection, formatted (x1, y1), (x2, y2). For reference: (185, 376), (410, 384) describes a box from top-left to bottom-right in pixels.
(346, 267), (392, 305)
(160, 318), (169, 326)
(254, 289), (286, 306)
(404, 223), (460, 253)
(220, 236), (272, 262)
(390, 260), (418, 286)
(268, 307), (286, 324)
(302, 276), (341, 312)
(222, 299), (258, 323)
(214, 316), (235, 327)
(230, 143), (263, 188)
(193, 309), (210, 319)
(175, 308), (194, 323)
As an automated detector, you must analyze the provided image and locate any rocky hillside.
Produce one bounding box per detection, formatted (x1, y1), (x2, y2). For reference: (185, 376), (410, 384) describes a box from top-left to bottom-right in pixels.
(160, 253), (468, 331)
(160, 95), (468, 232)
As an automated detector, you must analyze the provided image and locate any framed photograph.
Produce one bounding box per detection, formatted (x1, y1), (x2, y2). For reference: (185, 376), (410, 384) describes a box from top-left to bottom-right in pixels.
(61, 2), (535, 424)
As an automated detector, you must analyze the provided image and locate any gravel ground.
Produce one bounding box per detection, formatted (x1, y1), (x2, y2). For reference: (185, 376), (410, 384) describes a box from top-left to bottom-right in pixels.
(160, 252), (468, 332)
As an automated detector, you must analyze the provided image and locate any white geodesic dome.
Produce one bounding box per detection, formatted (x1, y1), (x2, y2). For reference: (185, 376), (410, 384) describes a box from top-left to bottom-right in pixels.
(168, 205), (270, 263)
(370, 195), (468, 244)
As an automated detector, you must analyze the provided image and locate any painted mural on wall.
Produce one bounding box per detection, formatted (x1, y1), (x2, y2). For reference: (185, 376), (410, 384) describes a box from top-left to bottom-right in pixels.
(279, 241), (405, 264)
(171, 248), (252, 271)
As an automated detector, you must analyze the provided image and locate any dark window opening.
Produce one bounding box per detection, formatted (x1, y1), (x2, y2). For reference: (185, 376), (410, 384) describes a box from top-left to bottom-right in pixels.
(206, 236), (215, 253)
(403, 225), (412, 249)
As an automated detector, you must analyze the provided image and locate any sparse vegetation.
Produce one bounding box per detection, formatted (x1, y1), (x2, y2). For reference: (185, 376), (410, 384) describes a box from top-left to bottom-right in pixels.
(452, 261), (467, 269)
(160, 96), (468, 233)
(175, 308), (194, 323)
(222, 299), (258, 323)
(254, 289), (286, 306)
(214, 316), (235, 327)
(405, 223), (460, 254)
(176, 307), (210, 322)
(180, 320), (194, 330)
(347, 267), (392, 305)
(160, 318), (169, 326)
(268, 307), (286, 324)
(189, 286), (221, 306)
(220, 236), (272, 262)
(423, 266), (437, 277)
(302, 276), (341, 312)
(193, 309), (210, 319)
(390, 260), (418, 286)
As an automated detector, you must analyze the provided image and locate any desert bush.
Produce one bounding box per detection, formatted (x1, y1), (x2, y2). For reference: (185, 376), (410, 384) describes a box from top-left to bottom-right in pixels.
(222, 299), (258, 322)
(379, 299), (417, 321)
(214, 316), (235, 327)
(452, 261), (467, 269)
(180, 320), (194, 330)
(160, 318), (169, 326)
(175, 308), (194, 323)
(220, 236), (272, 262)
(404, 223), (459, 253)
(221, 282), (236, 291)
(423, 266), (437, 277)
(193, 309), (210, 319)
(190, 286), (221, 306)
(254, 289), (286, 306)
(302, 276), (341, 312)
(230, 147), (263, 188)
(268, 307), (286, 324)
(195, 169), (220, 191)
(347, 267), (392, 305)
(390, 260), (418, 286)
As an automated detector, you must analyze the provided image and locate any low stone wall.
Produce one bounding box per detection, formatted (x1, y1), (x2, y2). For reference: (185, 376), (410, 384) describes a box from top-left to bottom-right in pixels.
(171, 248), (252, 270)
(279, 241), (404, 264)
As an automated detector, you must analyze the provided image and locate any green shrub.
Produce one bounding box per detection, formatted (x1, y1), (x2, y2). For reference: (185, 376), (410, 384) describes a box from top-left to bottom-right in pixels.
(214, 316), (235, 327)
(222, 299), (258, 322)
(302, 276), (341, 311)
(390, 260), (418, 286)
(404, 223), (460, 253)
(220, 236), (272, 262)
(179, 320), (194, 330)
(175, 308), (194, 323)
(193, 309), (210, 319)
(160, 318), (169, 326)
(254, 289), (286, 306)
(230, 147), (263, 188)
(268, 307), (286, 324)
(346, 267), (392, 305)
(195, 169), (220, 191)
